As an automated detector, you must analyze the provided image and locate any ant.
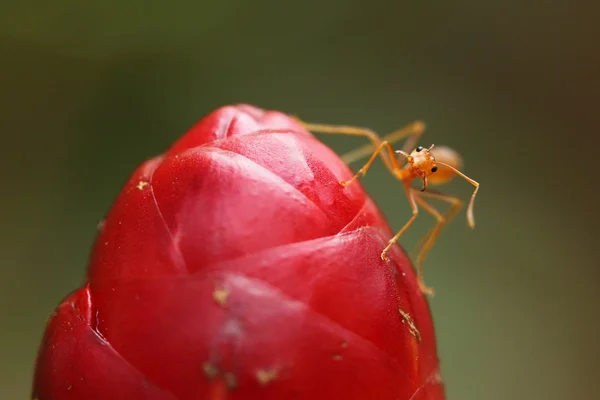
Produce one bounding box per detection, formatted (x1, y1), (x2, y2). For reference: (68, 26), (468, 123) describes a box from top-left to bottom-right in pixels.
(295, 118), (479, 296)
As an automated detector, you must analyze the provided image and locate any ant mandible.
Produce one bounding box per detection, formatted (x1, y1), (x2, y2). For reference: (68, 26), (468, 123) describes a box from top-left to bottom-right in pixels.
(295, 118), (479, 296)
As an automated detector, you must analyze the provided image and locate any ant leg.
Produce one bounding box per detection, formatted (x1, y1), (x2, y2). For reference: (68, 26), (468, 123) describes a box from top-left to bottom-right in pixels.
(412, 190), (463, 296)
(381, 182), (419, 261)
(341, 121), (425, 166)
(415, 190), (464, 252)
(295, 120), (394, 172)
(340, 140), (400, 187)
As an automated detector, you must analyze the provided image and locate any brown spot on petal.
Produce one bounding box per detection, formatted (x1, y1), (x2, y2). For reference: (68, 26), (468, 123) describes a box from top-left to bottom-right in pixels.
(202, 362), (219, 379)
(136, 180), (149, 190)
(399, 309), (421, 342)
(256, 368), (279, 385)
(213, 287), (231, 306)
(224, 372), (237, 390)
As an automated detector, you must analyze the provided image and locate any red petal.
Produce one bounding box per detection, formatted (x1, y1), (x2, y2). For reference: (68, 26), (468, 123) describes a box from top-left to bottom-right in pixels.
(32, 287), (179, 400)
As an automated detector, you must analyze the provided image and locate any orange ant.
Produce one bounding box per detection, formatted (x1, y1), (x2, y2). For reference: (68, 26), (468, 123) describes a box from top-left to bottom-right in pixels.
(295, 118), (479, 296)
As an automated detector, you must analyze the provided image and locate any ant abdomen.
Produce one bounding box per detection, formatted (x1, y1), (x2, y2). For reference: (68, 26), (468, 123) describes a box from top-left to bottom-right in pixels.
(428, 145), (463, 185)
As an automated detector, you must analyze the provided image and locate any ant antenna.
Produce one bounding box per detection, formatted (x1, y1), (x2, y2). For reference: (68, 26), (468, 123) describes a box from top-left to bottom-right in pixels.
(435, 162), (479, 228)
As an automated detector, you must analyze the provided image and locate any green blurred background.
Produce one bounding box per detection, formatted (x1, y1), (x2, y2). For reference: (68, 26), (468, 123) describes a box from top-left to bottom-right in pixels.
(1, 1), (598, 399)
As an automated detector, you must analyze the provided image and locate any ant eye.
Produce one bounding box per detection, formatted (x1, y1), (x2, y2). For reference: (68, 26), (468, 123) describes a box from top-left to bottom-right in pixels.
(431, 166), (438, 173)
(416, 146), (424, 152)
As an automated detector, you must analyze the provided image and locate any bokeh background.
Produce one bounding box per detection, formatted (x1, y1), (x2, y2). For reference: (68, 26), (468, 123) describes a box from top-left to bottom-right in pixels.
(1, 1), (598, 399)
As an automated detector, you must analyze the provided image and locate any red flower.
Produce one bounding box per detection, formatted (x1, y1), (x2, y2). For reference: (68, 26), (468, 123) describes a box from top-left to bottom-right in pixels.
(32, 105), (445, 399)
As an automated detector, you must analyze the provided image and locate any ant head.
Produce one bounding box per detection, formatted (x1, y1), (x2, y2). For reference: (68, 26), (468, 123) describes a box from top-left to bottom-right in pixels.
(397, 144), (464, 185)
(407, 144), (439, 179)
(396, 144), (442, 191)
